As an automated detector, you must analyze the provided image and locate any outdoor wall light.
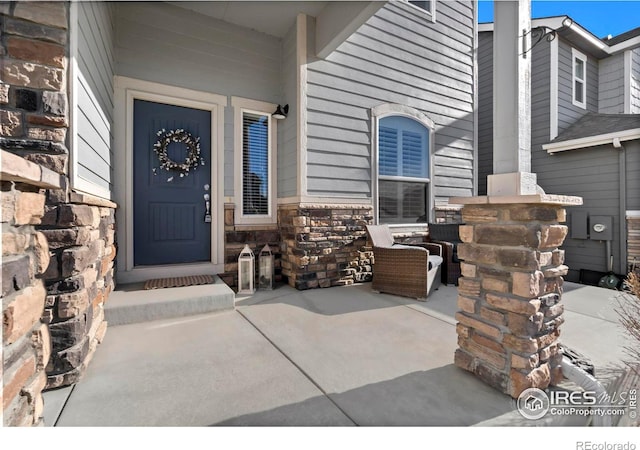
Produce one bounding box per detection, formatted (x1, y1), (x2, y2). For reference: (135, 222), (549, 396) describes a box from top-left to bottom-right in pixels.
(272, 104), (289, 120)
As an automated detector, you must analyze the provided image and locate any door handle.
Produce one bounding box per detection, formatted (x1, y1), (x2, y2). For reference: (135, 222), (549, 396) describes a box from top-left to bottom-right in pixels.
(204, 194), (212, 223)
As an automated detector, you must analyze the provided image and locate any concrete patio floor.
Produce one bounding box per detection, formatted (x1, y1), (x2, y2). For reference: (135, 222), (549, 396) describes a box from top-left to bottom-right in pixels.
(42, 281), (636, 427)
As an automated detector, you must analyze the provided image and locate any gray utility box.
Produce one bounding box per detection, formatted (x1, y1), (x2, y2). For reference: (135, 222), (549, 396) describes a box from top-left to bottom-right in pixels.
(570, 212), (614, 241)
(589, 215), (614, 241)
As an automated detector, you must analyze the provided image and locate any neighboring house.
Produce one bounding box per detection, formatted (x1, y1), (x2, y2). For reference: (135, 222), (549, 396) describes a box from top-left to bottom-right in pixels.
(1, 0), (476, 390)
(478, 17), (640, 282)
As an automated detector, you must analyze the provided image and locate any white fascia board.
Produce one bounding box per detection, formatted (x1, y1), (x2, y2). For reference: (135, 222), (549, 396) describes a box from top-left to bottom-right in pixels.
(543, 128), (640, 153)
(608, 36), (640, 55)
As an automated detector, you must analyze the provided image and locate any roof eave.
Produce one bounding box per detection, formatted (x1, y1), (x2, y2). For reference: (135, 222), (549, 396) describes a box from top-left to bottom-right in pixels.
(543, 128), (640, 154)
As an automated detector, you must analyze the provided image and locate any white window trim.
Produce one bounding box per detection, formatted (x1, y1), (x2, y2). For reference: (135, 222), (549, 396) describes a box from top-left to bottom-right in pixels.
(371, 104), (434, 227)
(404, 0), (436, 22)
(231, 97), (278, 226)
(572, 47), (588, 109)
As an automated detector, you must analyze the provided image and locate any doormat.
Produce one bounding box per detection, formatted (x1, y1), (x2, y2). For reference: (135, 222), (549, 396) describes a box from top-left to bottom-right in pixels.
(143, 275), (215, 290)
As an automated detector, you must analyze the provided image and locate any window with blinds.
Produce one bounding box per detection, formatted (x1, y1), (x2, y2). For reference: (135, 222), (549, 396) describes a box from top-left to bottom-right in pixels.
(378, 115), (430, 224)
(242, 112), (270, 216)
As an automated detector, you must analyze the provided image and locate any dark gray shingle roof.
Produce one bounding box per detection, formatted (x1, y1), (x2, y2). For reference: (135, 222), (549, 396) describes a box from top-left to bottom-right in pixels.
(549, 113), (640, 144)
(605, 26), (640, 46)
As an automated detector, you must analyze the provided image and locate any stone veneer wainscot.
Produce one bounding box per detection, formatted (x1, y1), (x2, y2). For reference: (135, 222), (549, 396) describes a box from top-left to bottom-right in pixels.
(278, 204), (374, 290)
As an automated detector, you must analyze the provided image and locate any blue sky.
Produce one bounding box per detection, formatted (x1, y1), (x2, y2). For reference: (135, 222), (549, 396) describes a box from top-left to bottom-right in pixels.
(478, 1), (640, 38)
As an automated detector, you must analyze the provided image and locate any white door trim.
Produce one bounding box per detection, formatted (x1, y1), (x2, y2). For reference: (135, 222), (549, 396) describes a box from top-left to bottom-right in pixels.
(114, 76), (227, 283)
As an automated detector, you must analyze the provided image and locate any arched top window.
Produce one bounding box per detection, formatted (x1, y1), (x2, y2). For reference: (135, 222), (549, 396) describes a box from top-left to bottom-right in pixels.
(379, 116), (430, 180)
(373, 105), (433, 225)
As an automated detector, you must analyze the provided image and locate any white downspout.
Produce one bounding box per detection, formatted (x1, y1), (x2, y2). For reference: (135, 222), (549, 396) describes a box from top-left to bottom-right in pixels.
(560, 356), (612, 426)
(613, 137), (628, 275)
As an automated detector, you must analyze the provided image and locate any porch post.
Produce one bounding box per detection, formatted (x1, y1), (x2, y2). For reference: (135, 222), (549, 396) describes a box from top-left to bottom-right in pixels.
(451, 0), (583, 399)
(488, 0), (536, 196)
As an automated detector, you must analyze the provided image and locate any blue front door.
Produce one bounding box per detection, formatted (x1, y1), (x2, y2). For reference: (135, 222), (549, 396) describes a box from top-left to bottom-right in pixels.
(133, 100), (212, 266)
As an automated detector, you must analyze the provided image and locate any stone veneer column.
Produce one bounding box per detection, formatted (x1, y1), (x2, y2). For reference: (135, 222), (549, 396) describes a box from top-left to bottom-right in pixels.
(1, 2), (116, 390)
(2, 151), (60, 426)
(452, 194), (582, 398)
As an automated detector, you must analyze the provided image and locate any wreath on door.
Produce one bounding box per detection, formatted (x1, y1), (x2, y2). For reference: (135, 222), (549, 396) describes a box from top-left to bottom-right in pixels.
(153, 128), (204, 179)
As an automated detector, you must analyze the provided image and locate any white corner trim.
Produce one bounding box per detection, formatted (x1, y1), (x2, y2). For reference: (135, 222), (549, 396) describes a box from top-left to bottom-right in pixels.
(69, 1), (80, 195)
(232, 96), (278, 226)
(543, 128), (640, 154)
(472, 0), (478, 196)
(297, 13), (309, 198)
(571, 47), (588, 110)
(550, 38), (559, 140)
(624, 50), (633, 114)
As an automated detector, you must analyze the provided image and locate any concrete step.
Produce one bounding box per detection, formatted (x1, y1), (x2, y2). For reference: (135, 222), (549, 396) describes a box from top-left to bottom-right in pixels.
(104, 276), (235, 326)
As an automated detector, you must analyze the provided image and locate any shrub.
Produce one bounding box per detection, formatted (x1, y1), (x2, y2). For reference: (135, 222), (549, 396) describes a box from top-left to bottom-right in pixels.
(617, 271), (640, 375)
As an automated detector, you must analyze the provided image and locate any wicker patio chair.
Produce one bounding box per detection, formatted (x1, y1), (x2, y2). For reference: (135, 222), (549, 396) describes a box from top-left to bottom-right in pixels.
(366, 225), (443, 301)
(427, 223), (463, 286)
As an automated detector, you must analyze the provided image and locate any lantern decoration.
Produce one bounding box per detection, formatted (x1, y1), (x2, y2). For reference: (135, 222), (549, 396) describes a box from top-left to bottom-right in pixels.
(237, 244), (255, 294)
(258, 244), (274, 290)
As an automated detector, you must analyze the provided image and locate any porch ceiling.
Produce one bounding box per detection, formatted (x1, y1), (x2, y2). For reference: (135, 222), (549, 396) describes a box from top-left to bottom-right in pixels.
(167, 1), (328, 38)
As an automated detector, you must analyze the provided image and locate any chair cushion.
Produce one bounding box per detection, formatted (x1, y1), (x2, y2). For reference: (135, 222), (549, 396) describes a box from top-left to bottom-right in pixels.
(428, 255), (443, 270)
(366, 225), (395, 247)
(391, 244), (427, 251)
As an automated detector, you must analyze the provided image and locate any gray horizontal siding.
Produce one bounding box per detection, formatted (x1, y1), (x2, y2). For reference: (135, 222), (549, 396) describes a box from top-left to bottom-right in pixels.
(477, 32), (492, 196)
(557, 39), (599, 134)
(632, 49), (640, 113)
(598, 53), (625, 114)
(536, 144), (625, 274)
(531, 40), (551, 151)
(114, 2), (283, 198)
(305, 0), (475, 202)
(278, 23), (298, 199)
(77, 1), (114, 193)
(115, 2), (281, 100)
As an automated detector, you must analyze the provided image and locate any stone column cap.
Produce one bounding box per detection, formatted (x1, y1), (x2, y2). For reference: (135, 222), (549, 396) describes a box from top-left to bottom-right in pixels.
(450, 194), (583, 206)
(0, 149), (62, 189)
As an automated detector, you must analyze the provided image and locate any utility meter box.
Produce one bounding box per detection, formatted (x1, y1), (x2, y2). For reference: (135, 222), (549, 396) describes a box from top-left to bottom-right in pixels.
(570, 210), (589, 239)
(589, 215), (613, 241)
